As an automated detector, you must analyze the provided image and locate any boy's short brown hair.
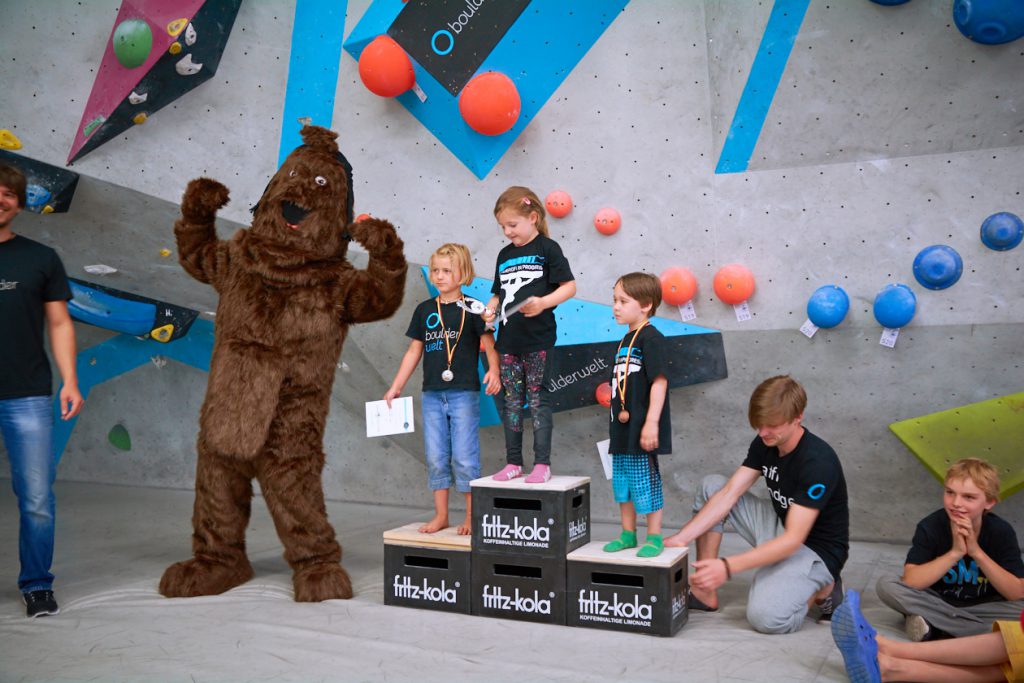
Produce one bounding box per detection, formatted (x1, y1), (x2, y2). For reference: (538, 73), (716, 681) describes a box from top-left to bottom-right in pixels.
(748, 375), (807, 429)
(615, 272), (662, 317)
(430, 243), (475, 286)
(945, 458), (1000, 502)
(0, 164), (27, 208)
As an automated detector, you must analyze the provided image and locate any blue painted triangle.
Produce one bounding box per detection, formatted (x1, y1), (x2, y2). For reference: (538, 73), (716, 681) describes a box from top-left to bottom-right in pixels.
(344, 0), (631, 178)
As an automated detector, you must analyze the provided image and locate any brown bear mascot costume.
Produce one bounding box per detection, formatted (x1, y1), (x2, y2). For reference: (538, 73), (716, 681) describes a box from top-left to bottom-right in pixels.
(160, 125), (406, 602)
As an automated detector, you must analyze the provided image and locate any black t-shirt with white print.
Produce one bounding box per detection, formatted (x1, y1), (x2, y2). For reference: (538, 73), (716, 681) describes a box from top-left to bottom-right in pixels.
(741, 429), (850, 581)
(405, 296), (490, 392)
(906, 508), (1024, 607)
(0, 235), (72, 399)
(608, 323), (672, 455)
(489, 234), (573, 354)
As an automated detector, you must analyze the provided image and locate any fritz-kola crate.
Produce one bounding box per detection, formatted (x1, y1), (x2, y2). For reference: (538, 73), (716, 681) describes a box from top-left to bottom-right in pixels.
(383, 523), (472, 614)
(471, 551), (566, 625)
(566, 542), (689, 636)
(470, 474), (590, 559)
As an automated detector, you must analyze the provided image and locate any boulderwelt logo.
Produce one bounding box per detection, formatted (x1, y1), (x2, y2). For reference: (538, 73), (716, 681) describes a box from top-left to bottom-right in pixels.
(392, 574), (459, 603)
(547, 356), (609, 394)
(480, 513), (552, 548)
(577, 589), (654, 626)
(481, 585), (553, 614)
(431, 0), (489, 55)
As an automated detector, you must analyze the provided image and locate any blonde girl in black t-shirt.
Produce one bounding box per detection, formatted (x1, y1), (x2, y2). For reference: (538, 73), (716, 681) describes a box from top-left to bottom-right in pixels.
(385, 244), (500, 534)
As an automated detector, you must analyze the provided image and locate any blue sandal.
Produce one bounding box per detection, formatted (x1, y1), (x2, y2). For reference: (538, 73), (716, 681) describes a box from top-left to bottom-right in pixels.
(830, 590), (881, 683)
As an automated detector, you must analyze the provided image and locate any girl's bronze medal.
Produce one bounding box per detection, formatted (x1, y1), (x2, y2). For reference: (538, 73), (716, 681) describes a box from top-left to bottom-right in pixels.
(614, 321), (649, 424)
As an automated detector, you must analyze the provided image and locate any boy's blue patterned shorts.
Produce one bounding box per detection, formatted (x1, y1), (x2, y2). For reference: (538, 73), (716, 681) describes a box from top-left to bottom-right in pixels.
(611, 453), (663, 515)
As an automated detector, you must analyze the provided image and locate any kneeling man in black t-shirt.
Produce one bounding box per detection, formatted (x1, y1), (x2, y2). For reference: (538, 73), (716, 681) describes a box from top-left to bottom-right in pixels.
(665, 375), (849, 634)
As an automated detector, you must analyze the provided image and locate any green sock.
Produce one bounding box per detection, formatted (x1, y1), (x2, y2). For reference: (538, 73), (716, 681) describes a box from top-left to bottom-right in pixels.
(603, 529), (637, 552)
(637, 533), (664, 558)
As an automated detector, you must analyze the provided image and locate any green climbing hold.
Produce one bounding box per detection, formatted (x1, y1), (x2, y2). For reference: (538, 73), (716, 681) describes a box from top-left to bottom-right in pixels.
(83, 115), (106, 138)
(108, 424), (132, 451)
(112, 19), (153, 69)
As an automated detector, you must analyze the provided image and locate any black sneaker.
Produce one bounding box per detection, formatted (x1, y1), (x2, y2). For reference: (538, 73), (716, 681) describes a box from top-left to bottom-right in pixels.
(816, 576), (843, 622)
(23, 590), (59, 618)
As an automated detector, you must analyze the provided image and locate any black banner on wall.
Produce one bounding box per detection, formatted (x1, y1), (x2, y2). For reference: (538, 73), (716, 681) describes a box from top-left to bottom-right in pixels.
(486, 333), (728, 416)
(388, 0), (532, 96)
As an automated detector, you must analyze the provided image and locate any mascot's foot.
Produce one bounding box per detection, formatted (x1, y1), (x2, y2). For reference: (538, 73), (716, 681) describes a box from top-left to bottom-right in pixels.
(293, 562), (353, 602)
(159, 557), (254, 598)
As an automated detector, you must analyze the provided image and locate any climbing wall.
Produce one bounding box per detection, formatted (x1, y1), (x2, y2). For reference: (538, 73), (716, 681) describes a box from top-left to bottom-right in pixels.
(0, 0), (1021, 538)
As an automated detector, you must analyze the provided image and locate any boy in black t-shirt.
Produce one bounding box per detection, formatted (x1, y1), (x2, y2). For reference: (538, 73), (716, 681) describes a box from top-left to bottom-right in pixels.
(602, 273), (671, 558)
(664, 376), (849, 634)
(0, 165), (83, 618)
(385, 244), (500, 534)
(876, 458), (1024, 641)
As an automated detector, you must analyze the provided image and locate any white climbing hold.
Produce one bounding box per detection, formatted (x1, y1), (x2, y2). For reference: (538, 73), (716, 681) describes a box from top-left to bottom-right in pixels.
(175, 54), (203, 76)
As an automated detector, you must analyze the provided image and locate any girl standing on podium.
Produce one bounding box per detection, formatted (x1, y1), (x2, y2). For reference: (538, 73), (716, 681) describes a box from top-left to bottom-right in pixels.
(384, 244), (500, 534)
(481, 186), (576, 484)
(603, 272), (672, 558)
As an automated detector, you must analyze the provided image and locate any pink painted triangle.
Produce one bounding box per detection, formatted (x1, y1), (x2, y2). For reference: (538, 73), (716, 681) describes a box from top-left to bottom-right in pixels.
(68, 0), (206, 163)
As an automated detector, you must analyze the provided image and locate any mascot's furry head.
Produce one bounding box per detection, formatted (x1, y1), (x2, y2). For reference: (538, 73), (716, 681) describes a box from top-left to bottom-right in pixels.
(250, 126), (355, 259)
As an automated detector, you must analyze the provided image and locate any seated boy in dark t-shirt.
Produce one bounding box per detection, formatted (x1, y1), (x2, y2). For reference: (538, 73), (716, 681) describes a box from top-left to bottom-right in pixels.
(876, 457), (1024, 641)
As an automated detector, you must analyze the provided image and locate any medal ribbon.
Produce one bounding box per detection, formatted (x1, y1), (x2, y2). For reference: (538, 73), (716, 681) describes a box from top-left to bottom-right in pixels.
(436, 296), (466, 376)
(614, 320), (649, 411)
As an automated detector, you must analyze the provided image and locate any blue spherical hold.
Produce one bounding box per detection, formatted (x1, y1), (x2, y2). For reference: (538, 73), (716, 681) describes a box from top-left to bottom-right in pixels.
(912, 245), (963, 290)
(806, 285), (850, 329)
(980, 212), (1023, 251)
(953, 0), (1024, 45)
(873, 284), (917, 329)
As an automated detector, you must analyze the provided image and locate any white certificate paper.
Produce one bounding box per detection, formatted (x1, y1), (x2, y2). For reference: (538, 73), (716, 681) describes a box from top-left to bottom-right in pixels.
(596, 439), (612, 480)
(366, 397), (415, 437)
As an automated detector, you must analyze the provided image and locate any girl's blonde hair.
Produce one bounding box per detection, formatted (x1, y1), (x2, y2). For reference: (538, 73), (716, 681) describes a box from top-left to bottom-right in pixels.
(493, 186), (548, 237)
(430, 243), (475, 285)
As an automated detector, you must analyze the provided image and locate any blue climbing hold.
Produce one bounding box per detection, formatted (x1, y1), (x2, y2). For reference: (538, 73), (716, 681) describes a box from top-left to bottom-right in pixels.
(806, 285), (850, 329)
(873, 284), (917, 329)
(953, 0), (1024, 45)
(913, 245), (963, 290)
(980, 212), (1023, 251)
(25, 184), (52, 209)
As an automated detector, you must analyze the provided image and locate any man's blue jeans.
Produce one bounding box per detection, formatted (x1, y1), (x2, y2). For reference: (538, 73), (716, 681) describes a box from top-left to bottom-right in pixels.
(0, 396), (56, 592)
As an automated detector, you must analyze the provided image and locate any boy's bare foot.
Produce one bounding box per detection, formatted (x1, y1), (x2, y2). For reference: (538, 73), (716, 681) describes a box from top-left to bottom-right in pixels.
(419, 514), (448, 533)
(688, 585), (719, 611)
(457, 513), (472, 535)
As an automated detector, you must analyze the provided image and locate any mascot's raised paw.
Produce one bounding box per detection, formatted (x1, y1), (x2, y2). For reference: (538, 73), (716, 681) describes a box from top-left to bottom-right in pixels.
(181, 177), (230, 224)
(347, 215), (401, 254)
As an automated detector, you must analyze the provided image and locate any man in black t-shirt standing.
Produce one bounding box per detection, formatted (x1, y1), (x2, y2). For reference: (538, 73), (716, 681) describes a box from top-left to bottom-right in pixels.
(665, 375), (849, 634)
(0, 165), (83, 618)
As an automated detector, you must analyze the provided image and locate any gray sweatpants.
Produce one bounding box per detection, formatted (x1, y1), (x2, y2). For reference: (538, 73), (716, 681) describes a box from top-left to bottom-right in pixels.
(696, 474), (836, 634)
(875, 576), (1024, 637)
